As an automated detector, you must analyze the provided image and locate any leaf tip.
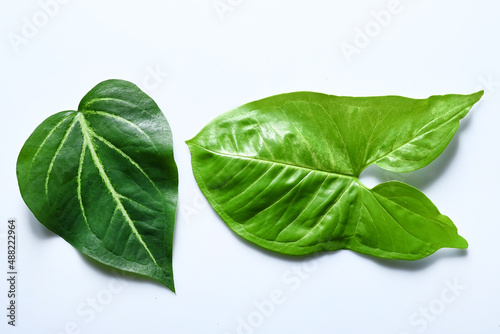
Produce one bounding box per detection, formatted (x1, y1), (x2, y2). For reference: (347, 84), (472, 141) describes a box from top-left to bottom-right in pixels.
(471, 90), (485, 102)
(456, 235), (469, 249)
(185, 137), (199, 149)
(167, 283), (176, 293)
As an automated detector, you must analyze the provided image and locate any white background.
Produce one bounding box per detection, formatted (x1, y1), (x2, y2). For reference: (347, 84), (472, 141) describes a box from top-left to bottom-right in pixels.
(1, 0), (499, 333)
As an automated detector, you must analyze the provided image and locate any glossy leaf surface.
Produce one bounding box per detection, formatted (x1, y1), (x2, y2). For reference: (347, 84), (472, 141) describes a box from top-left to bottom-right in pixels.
(17, 80), (178, 290)
(187, 91), (482, 260)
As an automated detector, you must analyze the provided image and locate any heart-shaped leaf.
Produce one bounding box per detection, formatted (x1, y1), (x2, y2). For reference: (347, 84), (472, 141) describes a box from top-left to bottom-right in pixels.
(17, 79), (178, 290)
(187, 91), (482, 260)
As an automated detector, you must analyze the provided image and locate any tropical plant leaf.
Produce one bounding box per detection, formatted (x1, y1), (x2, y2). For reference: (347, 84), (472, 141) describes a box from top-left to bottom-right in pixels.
(187, 91), (483, 260)
(17, 79), (178, 290)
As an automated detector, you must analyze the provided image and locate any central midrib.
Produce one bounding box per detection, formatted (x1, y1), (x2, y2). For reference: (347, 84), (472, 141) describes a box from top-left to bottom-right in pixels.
(189, 142), (358, 180)
(77, 113), (160, 268)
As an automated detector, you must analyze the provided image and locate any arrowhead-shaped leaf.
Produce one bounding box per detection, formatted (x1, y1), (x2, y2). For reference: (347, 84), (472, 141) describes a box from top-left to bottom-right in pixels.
(17, 79), (178, 290)
(187, 91), (482, 260)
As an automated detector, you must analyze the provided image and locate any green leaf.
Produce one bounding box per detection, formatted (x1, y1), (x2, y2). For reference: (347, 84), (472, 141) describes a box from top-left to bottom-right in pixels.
(17, 79), (178, 290)
(187, 91), (483, 260)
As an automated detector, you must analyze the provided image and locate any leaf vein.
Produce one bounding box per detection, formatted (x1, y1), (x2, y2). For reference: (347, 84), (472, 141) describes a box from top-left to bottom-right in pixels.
(77, 113), (160, 268)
